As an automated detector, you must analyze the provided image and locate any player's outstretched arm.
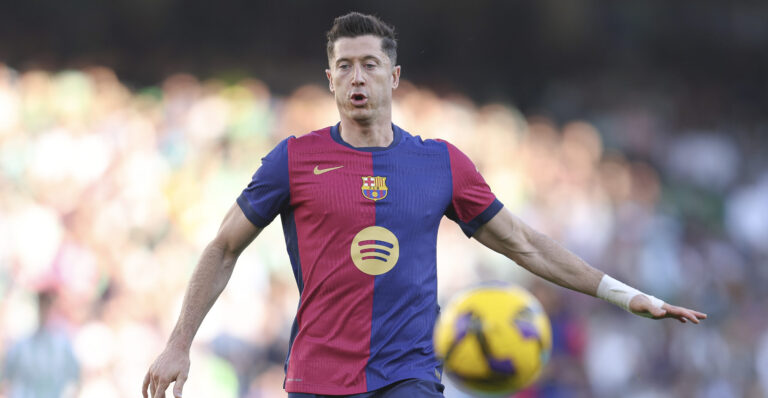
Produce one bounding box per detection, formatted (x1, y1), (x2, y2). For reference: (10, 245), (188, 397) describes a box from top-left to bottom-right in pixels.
(472, 208), (706, 324)
(142, 203), (262, 398)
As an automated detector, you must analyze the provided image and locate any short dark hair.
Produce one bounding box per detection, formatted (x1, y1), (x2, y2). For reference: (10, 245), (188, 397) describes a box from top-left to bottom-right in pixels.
(326, 12), (397, 65)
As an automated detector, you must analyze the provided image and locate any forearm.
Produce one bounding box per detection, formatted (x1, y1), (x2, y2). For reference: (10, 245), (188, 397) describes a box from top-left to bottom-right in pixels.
(504, 227), (603, 296)
(167, 241), (237, 351)
(473, 209), (603, 296)
(500, 224), (665, 313)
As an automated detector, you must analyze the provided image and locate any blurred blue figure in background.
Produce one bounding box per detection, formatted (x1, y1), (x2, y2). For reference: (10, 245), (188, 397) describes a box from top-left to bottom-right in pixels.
(1, 288), (80, 398)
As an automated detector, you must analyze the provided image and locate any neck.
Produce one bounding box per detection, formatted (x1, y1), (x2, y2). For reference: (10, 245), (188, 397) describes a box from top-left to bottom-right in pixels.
(339, 115), (394, 148)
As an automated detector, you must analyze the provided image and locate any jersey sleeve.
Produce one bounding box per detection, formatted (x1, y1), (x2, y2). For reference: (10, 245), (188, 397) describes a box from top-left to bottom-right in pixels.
(440, 140), (504, 237)
(236, 138), (291, 228)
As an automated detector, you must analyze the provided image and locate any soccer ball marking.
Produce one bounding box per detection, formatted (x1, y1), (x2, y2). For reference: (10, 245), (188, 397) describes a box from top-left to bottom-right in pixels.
(433, 285), (552, 396)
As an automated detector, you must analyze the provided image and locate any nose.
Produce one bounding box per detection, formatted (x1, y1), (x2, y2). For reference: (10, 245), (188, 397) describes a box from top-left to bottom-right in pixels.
(351, 64), (365, 86)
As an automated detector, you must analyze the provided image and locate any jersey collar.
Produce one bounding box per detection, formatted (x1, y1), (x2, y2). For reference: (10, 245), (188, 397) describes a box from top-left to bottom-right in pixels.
(330, 122), (403, 152)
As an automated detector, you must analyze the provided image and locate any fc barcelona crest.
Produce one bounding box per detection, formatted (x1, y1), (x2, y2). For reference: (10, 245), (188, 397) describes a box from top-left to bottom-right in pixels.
(361, 176), (388, 201)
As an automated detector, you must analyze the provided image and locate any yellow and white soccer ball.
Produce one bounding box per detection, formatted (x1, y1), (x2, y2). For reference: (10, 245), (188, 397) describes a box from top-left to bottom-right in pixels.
(433, 284), (552, 397)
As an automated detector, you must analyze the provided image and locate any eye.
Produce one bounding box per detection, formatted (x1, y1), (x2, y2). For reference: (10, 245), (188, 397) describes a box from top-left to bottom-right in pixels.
(365, 63), (377, 69)
(338, 64), (350, 71)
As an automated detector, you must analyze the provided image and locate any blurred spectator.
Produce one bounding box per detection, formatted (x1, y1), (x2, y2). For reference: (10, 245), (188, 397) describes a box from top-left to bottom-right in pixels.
(0, 288), (80, 398)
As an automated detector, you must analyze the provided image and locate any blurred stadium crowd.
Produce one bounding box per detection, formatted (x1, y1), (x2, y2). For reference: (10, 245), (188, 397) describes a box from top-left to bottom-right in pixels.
(0, 62), (767, 398)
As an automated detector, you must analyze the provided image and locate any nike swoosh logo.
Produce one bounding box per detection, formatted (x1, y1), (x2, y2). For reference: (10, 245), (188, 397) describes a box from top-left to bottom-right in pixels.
(313, 165), (344, 175)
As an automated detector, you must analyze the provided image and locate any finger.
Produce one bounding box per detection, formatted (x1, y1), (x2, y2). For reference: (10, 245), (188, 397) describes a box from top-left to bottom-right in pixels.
(665, 306), (685, 318)
(173, 374), (187, 398)
(149, 375), (155, 398)
(676, 306), (707, 320)
(153, 380), (169, 398)
(143, 372), (151, 398)
(678, 307), (706, 320)
(150, 375), (164, 398)
(682, 311), (698, 324)
(686, 311), (701, 324)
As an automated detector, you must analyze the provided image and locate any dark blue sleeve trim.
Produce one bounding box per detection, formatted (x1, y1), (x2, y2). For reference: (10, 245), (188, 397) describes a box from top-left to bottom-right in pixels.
(458, 198), (504, 238)
(237, 194), (270, 228)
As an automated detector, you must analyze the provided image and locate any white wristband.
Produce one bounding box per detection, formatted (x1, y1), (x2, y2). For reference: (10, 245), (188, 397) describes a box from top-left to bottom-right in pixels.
(597, 275), (664, 317)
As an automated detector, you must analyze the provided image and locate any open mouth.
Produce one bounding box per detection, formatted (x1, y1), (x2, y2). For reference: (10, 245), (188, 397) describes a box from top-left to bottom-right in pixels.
(350, 93), (368, 106)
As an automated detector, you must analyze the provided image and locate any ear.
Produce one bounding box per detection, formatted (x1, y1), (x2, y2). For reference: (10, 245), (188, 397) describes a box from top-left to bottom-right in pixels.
(326, 69), (334, 92)
(391, 65), (401, 89)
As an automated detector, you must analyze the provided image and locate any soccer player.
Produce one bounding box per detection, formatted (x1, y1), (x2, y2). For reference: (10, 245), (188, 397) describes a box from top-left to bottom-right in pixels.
(142, 12), (707, 398)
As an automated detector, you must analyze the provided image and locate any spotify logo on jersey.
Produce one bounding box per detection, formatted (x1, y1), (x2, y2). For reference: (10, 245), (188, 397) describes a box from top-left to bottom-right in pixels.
(350, 226), (400, 275)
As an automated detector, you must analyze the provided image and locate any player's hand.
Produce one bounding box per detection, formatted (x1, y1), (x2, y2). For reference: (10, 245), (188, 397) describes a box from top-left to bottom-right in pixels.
(629, 294), (707, 324)
(142, 346), (190, 398)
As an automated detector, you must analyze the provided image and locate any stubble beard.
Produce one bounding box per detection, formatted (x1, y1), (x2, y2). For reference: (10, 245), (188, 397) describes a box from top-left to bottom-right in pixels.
(339, 98), (376, 126)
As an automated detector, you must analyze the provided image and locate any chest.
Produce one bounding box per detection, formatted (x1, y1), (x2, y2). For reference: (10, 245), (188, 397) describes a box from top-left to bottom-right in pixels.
(287, 149), (452, 223)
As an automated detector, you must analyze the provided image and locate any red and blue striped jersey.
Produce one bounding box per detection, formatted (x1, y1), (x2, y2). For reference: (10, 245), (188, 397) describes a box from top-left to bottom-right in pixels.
(237, 123), (503, 395)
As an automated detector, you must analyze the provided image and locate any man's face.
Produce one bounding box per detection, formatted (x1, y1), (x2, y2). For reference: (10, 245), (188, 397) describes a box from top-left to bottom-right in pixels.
(326, 35), (400, 124)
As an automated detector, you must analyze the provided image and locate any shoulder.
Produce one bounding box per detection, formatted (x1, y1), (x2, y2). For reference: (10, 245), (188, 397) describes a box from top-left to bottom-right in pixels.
(407, 135), (471, 162)
(285, 126), (335, 153)
(397, 127), (451, 154)
(290, 126), (333, 144)
(259, 126), (333, 158)
(432, 138), (462, 152)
